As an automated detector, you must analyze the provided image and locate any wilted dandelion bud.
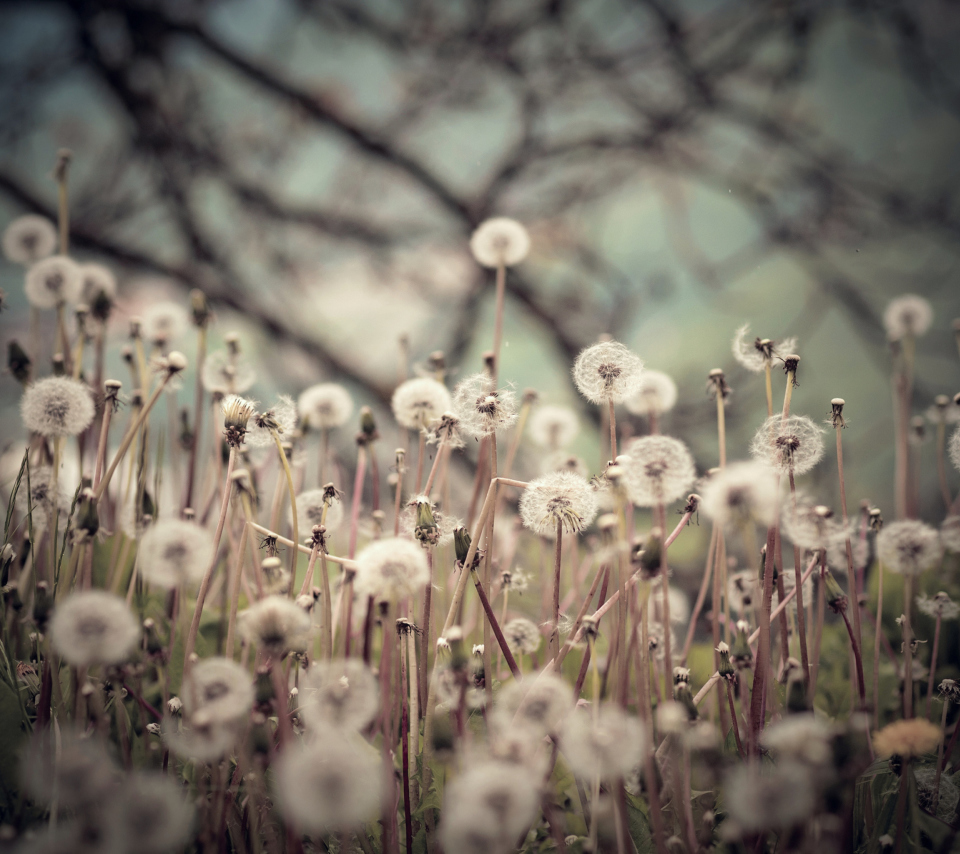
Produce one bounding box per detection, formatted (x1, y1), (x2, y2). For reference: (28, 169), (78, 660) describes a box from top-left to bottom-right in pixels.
(561, 704), (646, 782)
(7, 341), (31, 385)
(519, 470), (598, 537)
(636, 527), (663, 578)
(222, 395), (257, 447)
(504, 617), (541, 657)
(624, 369), (678, 416)
(138, 519), (214, 589)
(392, 377), (451, 431)
(298, 382), (353, 430)
(452, 373), (518, 437)
(621, 435), (696, 507)
(717, 642), (735, 680)
(706, 368), (731, 401)
(353, 537), (430, 603)
(732, 325), (798, 373)
(239, 595), (312, 656)
(529, 404), (580, 450)
(274, 737), (382, 835)
(700, 461), (778, 529)
(572, 340), (644, 405)
(24, 255), (82, 308)
(469, 217), (531, 268)
(414, 497), (440, 546)
(49, 590), (141, 667)
(877, 519), (943, 576)
(939, 679), (960, 703)
(884, 294), (933, 340)
(750, 414), (825, 475)
(142, 301), (190, 346)
(182, 657), (254, 726)
(246, 395), (297, 447)
(20, 375), (94, 437)
(2, 214), (57, 265)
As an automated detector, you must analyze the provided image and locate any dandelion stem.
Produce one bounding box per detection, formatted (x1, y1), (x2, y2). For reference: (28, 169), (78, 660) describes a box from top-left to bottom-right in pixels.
(809, 554), (826, 702)
(183, 325), (206, 512)
(491, 263), (506, 385)
(927, 613), (943, 720)
(935, 698), (949, 810)
(715, 383), (726, 467)
(349, 443), (367, 560)
(874, 559), (886, 729)
(225, 523), (248, 658)
(892, 760), (911, 853)
(270, 433), (299, 595)
(551, 517), (564, 664)
(681, 525), (718, 664)
(726, 679), (745, 757)
(469, 565), (521, 678)
(414, 431), (426, 494)
(750, 524), (777, 738)
(904, 575), (914, 719)
(608, 398), (617, 460)
(763, 361), (773, 417)
(398, 625), (413, 854)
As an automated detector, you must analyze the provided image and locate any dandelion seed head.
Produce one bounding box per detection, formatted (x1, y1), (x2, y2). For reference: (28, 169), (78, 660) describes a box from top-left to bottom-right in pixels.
(950, 426), (960, 473)
(21, 376), (94, 440)
(392, 377), (452, 431)
(78, 263), (117, 305)
(491, 672), (573, 737)
(884, 294), (933, 340)
(353, 537), (430, 602)
(162, 716), (241, 762)
(181, 657), (254, 726)
(732, 324), (798, 373)
(141, 301), (190, 346)
(292, 487), (344, 536)
(503, 618), (541, 656)
(572, 340), (644, 405)
(238, 595), (312, 655)
(298, 382), (353, 430)
(201, 348), (256, 394)
(469, 217), (531, 268)
(916, 766), (959, 821)
(2, 214), (57, 265)
(624, 369), (678, 416)
(700, 461), (779, 529)
(877, 519), (943, 576)
(24, 255), (82, 308)
(723, 761), (817, 832)
(873, 718), (941, 758)
(926, 397), (960, 426)
(561, 703), (646, 782)
(941, 515), (960, 553)
(761, 714), (834, 766)
(917, 591), (960, 621)
(299, 658), (379, 732)
(108, 773), (195, 854)
(726, 570), (759, 616)
(528, 404), (579, 450)
(246, 395), (297, 448)
(274, 737), (382, 834)
(782, 498), (852, 554)
(14, 465), (69, 533)
(540, 451), (589, 479)
(435, 660), (486, 711)
(648, 578), (690, 625)
(750, 415), (825, 475)
(443, 761), (540, 844)
(138, 520), (214, 589)
(20, 729), (119, 809)
(49, 590), (140, 667)
(621, 435), (696, 507)
(452, 374), (518, 437)
(519, 470), (598, 538)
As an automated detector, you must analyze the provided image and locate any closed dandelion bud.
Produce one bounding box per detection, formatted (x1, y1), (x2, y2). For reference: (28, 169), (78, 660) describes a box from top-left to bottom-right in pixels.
(142, 618), (163, 656)
(674, 684), (698, 721)
(222, 395), (256, 447)
(823, 569), (847, 612)
(190, 289), (210, 328)
(717, 642), (735, 680)
(415, 498), (439, 546)
(75, 488), (99, 538)
(7, 341), (30, 385)
(359, 405), (377, 440)
(869, 507), (883, 532)
(255, 669), (274, 706)
(453, 525), (472, 565)
(786, 668), (810, 713)
(431, 713), (456, 757)
(91, 288), (113, 323)
(33, 582), (53, 630)
(731, 620), (752, 668)
(639, 528), (663, 578)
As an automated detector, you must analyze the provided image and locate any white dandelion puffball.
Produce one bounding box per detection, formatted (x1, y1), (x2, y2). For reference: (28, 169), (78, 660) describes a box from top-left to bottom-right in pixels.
(561, 704), (647, 782)
(519, 470), (598, 537)
(162, 718), (241, 763)
(238, 595), (312, 655)
(25, 254), (83, 308)
(917, 592), (960, 621)
(21, 376), (95, 438)
(142, 301), (190, 345)
(469, 217), (531, 268)
(137, 519), (214, 589)
(528, 404), (580, 450)
(624, 369), (678, 416)
(621, 435), (696, 507)
(109, 773), (195, 854)
(452, 373), (518, 437)
(877, 519), (943, 576)
(781, 499), (851, 554)
(78, 262), (117, 304)
(293, 488), (345, 535)
(732, 324), (798, 373)
(246, 395), (298, 448)
(2, 214), (57, 265)
(723, 761), (817, 832)
(950, 426), (960, 473)
(750, 414), (825, 475)
(14, 465), (68, 533)
(299, 658), (379, 732)
(726, 570), (759, 615)
(298, 382), (354, 430)
(942, 515), (960, 553)
(21, 729), (119, 809)
(49, 590), (141, 667)
(491, 672), (573, 737)
(700, 461), (779, 529)
(443, 761), (540, 848)
(884, 294), (933, 340)
(572, 340), (644, 405)
(274, 737), (382, 834)
(201, 348), (256, 394)
(392, 377), (451, 430)
(761, 714), (835, 767)
(504, 617), (542, 656)
(181, 657), (254, 725)
(541, 450), (589, 479)
(353, 537), (430, 602)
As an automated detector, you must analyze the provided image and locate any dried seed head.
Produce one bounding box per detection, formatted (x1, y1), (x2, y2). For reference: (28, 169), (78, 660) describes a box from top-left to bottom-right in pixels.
(519, 470), (598, 538)
(528, 404), (580, 450)
(222, 395), (257, 446)
(573, 340), (644, 405)
(917, 591), (960, 621)
(24, 255), (83, 308)
(201, 348), (256, 395)
(621, 435), (697, 507)
(20, 375), (95, 437)
(732, 325), (799, 373)
(2, 214), (57, 265)
(392, 377), (452, 431)
(469, 217), (531, 268)
(884, 294), (933, 340)
(503, 617), (541, 656)
(877, 519), (943, 576)
(624, 369), (678, 416)
(561, 703), (647, 782)
(247, 395), (298, 448)
(238, 595), (312, 656)
(750, 414), (825, 475)
(49, 590), (141, 667)
(142, 301), (190, 346)
(138, 520), (215, 589)
(182, 657), (254, 726)
(452, 373), (518, 437)
(700, 461), (779, 529)
(299, 658), (379, 732)
(353, 537), (430, 603)
(298, 382), (354, 430)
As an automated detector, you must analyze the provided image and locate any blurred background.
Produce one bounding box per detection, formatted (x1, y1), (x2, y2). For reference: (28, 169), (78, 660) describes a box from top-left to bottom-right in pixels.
(1, 0), (960, 517)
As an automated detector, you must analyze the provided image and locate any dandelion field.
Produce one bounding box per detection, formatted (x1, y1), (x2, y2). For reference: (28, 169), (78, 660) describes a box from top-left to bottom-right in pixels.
(3, 176), (960, 854)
